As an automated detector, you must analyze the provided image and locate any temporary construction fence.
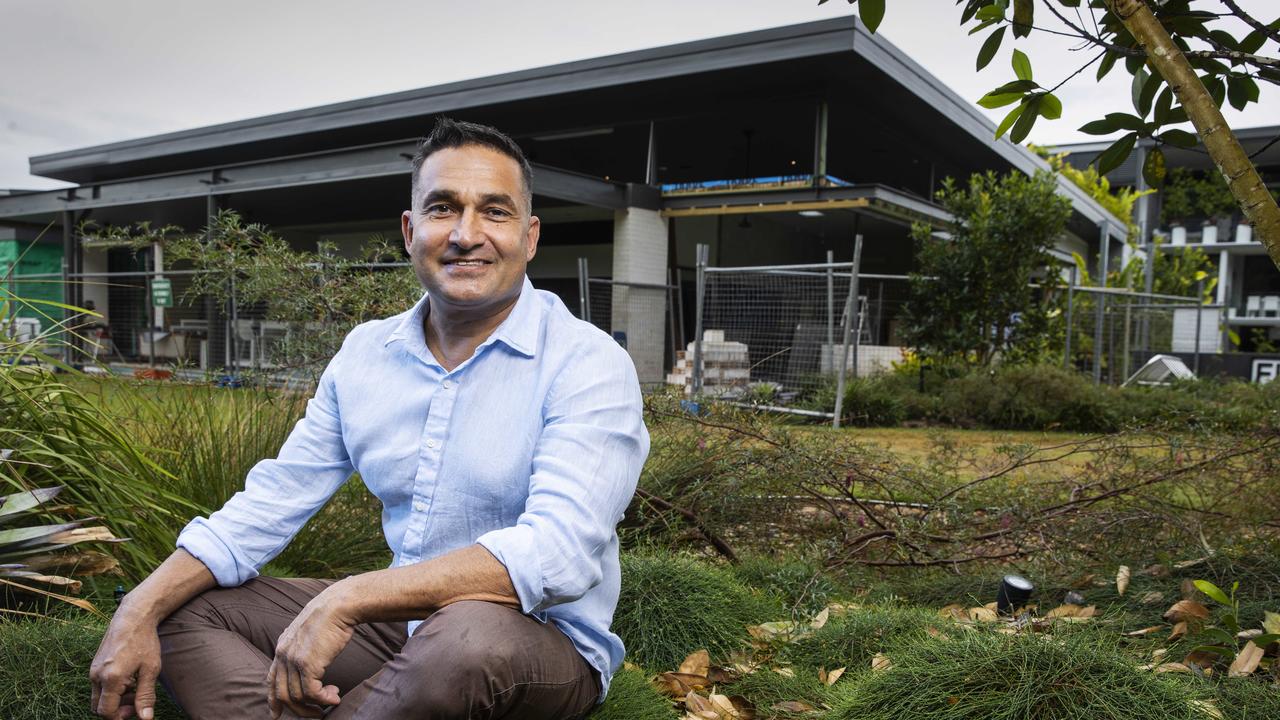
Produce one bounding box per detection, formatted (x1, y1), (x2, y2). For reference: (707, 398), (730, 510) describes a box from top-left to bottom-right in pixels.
(672, 239), (912, 425)
(576, 258), (682, 387)
(1063, 278), (1225, 385)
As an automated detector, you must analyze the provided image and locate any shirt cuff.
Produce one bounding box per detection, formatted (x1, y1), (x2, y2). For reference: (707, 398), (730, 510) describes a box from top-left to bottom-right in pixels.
(476, 525), (546, 617)
(175, 517), (260, 587)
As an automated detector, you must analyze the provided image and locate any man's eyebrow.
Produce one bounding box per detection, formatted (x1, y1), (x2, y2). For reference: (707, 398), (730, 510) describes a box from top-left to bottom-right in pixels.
(478, 193), (519, 210)
(419, 189), (460, 208)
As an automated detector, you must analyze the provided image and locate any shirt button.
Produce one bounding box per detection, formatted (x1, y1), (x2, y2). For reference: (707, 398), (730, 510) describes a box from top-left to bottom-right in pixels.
(441, 379), (455, 390)
(426, 438), (438, 449)
(413, 500), (427, 513)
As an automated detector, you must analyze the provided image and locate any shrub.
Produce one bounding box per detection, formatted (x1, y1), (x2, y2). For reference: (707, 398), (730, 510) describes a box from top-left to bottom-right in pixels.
(615, 552), (781, 670)
(936, 365), (1117, 431)
(781, 606), (937, 670)
(828, 631), (1204, 720)
(731, 555), (842, 617)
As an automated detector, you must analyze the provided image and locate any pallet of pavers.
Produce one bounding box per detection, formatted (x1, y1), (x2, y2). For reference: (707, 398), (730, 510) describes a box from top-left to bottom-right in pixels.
(666, 330), (750, 396)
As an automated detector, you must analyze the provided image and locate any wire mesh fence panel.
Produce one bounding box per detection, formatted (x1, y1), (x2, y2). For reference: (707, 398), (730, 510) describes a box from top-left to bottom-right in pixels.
(585, 277), (677, 387)
(1066, 287), (1217, 384)
(690, 265), (913, 402)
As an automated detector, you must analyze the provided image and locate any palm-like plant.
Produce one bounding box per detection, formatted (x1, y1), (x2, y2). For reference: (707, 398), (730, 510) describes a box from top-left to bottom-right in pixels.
(0, 482), (121, 613)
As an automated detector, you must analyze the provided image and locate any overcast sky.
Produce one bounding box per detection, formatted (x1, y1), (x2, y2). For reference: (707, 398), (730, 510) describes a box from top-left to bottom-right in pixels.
(1, 0), (1275, 190)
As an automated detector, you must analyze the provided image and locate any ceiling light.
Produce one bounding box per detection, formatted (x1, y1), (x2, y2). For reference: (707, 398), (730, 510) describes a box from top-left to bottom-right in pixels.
(799, 210), (824, 217)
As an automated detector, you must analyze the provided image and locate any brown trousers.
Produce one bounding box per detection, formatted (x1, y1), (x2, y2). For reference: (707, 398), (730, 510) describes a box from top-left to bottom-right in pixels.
(157, 577), (600, 720)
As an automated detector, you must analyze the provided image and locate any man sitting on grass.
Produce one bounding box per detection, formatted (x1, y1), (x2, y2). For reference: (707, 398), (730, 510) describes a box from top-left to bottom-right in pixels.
(89, 118), (649, 720)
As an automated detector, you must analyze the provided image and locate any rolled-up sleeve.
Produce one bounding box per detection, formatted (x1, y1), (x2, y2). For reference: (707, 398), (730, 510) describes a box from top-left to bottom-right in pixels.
(176, 348), (355, 587)
(477, 339), (648, 615)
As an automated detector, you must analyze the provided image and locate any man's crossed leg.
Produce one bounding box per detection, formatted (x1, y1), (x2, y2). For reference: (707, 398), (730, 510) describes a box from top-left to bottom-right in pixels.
(157, 577), (599, 720)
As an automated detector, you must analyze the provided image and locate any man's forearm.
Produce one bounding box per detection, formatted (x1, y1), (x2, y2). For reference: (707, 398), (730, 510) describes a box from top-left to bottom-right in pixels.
(116, 549), (218, 626)
(324, 544), (520, 626)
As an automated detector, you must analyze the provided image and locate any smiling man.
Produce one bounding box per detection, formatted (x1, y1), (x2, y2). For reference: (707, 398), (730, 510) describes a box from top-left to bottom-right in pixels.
(89, 118), (649, 720)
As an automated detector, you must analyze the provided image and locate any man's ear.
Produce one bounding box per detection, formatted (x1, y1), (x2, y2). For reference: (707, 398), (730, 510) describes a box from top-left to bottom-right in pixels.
(525, 215), (541, 262)
(401, 210), (414, 256)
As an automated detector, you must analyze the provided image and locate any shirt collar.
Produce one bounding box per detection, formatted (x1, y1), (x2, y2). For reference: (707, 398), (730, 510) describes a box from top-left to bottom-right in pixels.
(384, 276), (540, 360)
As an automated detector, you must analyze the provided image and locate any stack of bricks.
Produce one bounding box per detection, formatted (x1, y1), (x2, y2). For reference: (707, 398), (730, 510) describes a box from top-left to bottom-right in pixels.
(666, 330), (750, 396)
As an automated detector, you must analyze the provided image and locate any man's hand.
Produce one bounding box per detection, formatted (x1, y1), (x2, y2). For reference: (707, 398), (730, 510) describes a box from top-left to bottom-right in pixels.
(90, 613), (162, 720)
(267, 585), (356, 719)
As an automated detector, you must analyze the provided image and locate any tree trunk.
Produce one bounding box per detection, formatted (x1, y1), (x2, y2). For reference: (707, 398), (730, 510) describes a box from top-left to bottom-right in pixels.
(1106, 0), (1280, 272)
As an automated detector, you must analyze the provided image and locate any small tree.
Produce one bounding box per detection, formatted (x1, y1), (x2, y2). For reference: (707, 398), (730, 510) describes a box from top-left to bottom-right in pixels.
(903, 170), (1073, 367)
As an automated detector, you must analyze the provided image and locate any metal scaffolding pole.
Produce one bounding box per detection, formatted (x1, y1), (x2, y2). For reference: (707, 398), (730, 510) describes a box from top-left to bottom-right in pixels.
(832, 233), (863, 429)
(692, 243), (708, 396)
(1093, 224), (1110, 384)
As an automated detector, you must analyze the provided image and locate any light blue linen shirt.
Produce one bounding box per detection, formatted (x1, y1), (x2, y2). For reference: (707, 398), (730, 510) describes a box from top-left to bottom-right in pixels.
(176, 276), (649, 698)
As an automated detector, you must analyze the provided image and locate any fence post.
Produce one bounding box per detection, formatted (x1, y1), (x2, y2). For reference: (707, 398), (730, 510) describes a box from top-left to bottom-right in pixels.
(832, 233), (863, 429)
(1122, 301), (1132, 381)
(825, 250), (835, 357)
(666, 268), (678, 373)
(693, 244), (707, 396)
(1063, 265), (1076, 369)
(1194, 278), (1204, 375)
(1093, 224), (1110, 384)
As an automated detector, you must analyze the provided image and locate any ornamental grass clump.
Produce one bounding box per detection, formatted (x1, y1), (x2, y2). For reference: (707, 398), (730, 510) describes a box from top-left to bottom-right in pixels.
(828, 631), (1204, 720)
(614, 552), (781, 670)
(589, 667), (678, 720)
(781, 605), (937, 670)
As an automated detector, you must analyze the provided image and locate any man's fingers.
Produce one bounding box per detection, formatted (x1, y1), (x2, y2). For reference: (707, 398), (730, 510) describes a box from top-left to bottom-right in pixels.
(132, 665), (160, 720)
(266, 661), (282, 719)
(94, 681), (123, 719)
(303, 676), (340, 706)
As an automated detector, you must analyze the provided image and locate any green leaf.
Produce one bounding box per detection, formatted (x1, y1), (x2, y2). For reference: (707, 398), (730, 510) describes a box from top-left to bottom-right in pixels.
(1240, 27), (1268, 55)
(859, 0), (886, 33)
(1190, 644), (1236, 658)
(990, 79), (1040, 95)
(968, 17), (1000, 35)
(1153, 87), (1174, 125)
(1206, 76), (1226, 108)
(1093, 133), (1137, 176)
(1011, 0), (1033, 38)
(1011, 49), (1033, 81)
(1253, 633), (1280, 647)
(1159, 129), (1199, 148)
(1096, 52), (1118, 81)
(1143, 146), (1166, 189)
(1137, 71), (1162, 118)
(1039, 92), (1062, 120)
(1131, 69), (1150, 115)
(977, 27), (1006, 70)
(976, 4), (1005, 22)
(1195, 580), (1231, 606)
(995, 103), (1026, 140)
(960, 0), (985, 24)
(1265, 610), (1280, 635)
(1080, 118), (1120, 135)
(1009, 96), (1041, 143)
(0, 487), (64, 523)
(1201, 627), (1235, 646)
(978, 92), (1024, 109)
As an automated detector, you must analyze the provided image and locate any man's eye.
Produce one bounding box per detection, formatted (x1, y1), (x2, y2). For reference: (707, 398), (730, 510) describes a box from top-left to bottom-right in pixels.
(426, 204), (452, 215)
(485, 208), (511, 218)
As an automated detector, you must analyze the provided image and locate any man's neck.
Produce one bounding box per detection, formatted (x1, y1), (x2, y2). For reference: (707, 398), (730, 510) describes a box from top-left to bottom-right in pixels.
(423, 292), (521, 372)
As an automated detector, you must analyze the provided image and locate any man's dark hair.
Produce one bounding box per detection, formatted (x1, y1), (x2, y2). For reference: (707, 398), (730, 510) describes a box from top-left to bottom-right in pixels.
(410, 117), (534, 211)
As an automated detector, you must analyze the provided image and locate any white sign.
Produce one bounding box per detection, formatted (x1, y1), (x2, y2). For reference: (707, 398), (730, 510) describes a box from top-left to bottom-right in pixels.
(1253, 359), (1279, 385)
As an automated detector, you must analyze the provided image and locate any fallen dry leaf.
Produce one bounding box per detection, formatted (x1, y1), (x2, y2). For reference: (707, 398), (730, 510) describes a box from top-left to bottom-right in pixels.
(1116, 565), (1131, 596)
(1169, 621), (1188, 642)
(709, 693), (740, 718)
(685, 692), (715, 714)
(825, 667), (846, 686)
(1229, 641), (1265, 677)
(1191, 699), (1224, 719)
(1181, 579), (1203, 601)
(938, 604), (968, 621)
(810, 607), (830, 631)
(772, 667), (795, 678)
(968, 606), (998, 623)
(1143, 662), (1193, 674)
(1173, 557), (1208, 570)
(748, 621), (811, 643)
(1184, 649), (1220, 670)
(1138, 591), (1165, 606)
(871, 654), (892, 672)
(654, 672), (709, 697)
(1046, 604), (1097, 619)
(680, 650), (711, 677)
(1138, 563), (1169, 578)
(771, 700), (816, 714)
(1124, 626), (1164, 637)
(1164, 600), (1210, 623)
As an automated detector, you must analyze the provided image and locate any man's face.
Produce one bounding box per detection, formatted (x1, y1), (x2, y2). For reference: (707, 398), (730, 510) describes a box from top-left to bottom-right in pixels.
(401, 145), (539, 314)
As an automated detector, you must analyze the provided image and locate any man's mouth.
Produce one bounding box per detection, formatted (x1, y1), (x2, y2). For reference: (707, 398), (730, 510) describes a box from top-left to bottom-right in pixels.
(444, 259), (491, 266)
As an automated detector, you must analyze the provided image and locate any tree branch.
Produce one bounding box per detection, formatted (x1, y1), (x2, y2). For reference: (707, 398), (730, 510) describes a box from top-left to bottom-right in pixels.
(1218, 0), (1280, 46)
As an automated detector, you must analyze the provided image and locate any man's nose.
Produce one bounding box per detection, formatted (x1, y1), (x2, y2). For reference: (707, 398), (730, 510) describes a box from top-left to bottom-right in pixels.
(449, 209), (486, 250)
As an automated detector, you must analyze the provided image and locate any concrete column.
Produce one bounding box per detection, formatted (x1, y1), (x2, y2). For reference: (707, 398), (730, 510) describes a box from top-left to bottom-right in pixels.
(1216, 250), (1229, 307)
(611, 207), (669, 384)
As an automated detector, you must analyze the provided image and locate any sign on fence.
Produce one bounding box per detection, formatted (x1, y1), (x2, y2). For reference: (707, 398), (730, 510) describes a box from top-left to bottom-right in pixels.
(1254, 358), (1279, 385)
(151, 277), (173, 307)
